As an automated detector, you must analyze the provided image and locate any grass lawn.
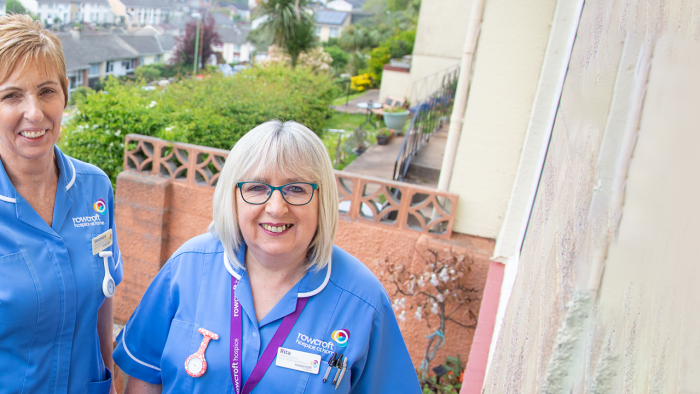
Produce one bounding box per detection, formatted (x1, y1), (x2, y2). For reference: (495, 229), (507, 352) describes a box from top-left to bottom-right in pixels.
(322, 111), (374, 170)
(332, 91), (366, 106)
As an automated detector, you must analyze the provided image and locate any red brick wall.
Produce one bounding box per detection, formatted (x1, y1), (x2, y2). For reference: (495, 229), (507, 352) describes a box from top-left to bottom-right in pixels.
(114, 170), (494, 373)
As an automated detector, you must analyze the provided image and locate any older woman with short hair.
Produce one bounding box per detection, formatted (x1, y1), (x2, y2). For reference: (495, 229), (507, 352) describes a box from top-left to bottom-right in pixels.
(0, 14), (122, 394)
(114, 120), (420, 393)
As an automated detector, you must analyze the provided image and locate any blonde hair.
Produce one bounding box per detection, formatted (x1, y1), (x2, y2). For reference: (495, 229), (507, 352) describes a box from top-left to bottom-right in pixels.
(209, 120), (339, 271)
(0, 14), (67, 106)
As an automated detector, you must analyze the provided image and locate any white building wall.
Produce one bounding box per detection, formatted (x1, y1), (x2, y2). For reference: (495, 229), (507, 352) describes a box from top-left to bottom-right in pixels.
(0, 2), (6, 15)
(83, 2), (113, 23)
(378, 68), (410, 103)
(37, 1), (71, 24)
(447, 0), (558, 239)
(408, 0), (471, 103)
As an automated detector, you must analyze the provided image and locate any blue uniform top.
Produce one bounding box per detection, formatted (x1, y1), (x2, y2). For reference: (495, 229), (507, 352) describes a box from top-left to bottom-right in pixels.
(0, 146), (122, 394)
(113, 233), (421, 393)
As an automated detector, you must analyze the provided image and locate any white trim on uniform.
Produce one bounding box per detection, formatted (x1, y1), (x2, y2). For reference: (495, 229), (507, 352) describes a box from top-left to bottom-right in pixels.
(65, 159), (76, 190)
(0, 195), (16, 203)
(298, 259), (331, 298)
(121, 330), (162, 371)
(222, 250), (331, 297)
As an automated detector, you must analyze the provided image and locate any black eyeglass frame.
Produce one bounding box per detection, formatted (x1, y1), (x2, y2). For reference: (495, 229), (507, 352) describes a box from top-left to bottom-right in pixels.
(236, 181), (319, 206)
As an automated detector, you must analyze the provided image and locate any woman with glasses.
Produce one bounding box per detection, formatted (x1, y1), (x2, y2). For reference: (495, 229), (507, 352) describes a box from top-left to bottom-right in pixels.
(113, 120), (421, 393)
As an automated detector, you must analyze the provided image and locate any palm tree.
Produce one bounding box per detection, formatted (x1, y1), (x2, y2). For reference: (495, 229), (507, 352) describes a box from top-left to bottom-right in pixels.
(257, 0), (316, 68)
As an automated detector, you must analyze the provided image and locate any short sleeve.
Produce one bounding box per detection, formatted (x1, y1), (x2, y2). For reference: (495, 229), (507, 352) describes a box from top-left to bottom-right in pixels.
(113, 262), (173, 384)
(107, 182), (123, 286)
(350, 300), (422, 393)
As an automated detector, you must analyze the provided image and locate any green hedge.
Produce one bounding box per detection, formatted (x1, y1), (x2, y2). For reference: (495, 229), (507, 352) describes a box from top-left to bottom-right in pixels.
(60, 65), (337, 186)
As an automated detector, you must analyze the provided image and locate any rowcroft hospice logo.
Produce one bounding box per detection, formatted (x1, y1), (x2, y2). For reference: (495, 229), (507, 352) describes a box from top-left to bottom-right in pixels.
(72, 199), (107, 228)
(332, 329), (350, 348)
(295, 332), (336, 355)
(94, 199), (107, 215)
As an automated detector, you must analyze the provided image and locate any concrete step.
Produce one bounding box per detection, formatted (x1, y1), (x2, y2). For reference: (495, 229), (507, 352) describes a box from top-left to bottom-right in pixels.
(402, 125), (448, 188)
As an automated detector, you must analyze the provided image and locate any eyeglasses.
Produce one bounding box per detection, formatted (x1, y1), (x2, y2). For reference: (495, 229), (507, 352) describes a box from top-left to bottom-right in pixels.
(236, 182), (318, 206)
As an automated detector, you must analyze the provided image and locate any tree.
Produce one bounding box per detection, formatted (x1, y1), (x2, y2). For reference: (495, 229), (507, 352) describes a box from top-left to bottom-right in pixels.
(6, 0), (27, 15)
(256, 0), (316, 68)
(172, 14), (223, 67)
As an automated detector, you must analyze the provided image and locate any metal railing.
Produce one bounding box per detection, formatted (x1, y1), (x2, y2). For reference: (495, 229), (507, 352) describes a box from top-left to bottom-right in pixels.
(122, 134), (460, 238)
(393, 68), (460, 182)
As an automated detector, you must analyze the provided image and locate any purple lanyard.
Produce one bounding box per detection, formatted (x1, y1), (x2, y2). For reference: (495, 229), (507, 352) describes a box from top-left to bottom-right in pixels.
(230, 276), (309, 394)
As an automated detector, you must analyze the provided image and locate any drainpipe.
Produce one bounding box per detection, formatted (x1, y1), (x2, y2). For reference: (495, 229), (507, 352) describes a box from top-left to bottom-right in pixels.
(436, 0), (486, 192)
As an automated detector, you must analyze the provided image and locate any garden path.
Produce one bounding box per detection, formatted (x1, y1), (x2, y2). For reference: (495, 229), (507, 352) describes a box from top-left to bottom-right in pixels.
(330, 89), (380, 114)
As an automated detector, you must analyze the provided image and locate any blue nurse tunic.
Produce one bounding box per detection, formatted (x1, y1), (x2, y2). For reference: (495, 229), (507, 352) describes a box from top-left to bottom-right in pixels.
(113, 233), (421, 393)
(0, 146), (122, 394)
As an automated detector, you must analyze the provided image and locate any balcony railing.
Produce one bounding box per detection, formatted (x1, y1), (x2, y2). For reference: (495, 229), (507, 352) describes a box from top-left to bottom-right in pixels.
(124, 134), (459, 238)
(394, 67), (460, 182)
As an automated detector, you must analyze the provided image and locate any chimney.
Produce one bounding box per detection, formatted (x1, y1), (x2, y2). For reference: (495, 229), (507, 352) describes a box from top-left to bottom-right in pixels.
(71, 27), (80, 39)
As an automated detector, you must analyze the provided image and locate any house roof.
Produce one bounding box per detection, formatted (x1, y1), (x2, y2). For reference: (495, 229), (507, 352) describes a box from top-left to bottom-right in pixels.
(314, 10), (349, 25)
(230, 2), (249, 11)
(59, 34), (152, 71)
(217, 26), (249, 45)
(37, 0), (71, 4)
(211, 12), (234, 26)
(119, 35), (163, 55)
(156, 34), (176, 51)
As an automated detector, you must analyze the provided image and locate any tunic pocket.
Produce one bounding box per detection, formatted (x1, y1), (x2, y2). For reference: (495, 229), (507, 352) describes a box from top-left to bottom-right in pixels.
(161, 319), (196, 392)
(0, 253), (37, 326)
(87, 367), (112, 394)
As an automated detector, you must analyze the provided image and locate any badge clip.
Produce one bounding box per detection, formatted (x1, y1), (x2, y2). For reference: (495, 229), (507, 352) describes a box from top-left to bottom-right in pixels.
(185, 328), (219, 378)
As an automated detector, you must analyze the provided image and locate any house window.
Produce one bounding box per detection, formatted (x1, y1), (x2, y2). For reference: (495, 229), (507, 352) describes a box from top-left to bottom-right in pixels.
(89, 63), (100, 76)
(106, 61), (114, 73)
(330, 27), (339, 38)
(122, 60), (133, 70)
(315, 26), (321, 36)
(68, 73), (83, 90)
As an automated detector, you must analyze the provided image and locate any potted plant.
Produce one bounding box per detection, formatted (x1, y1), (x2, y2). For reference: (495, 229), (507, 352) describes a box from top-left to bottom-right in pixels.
(383, 106), (411, 132)
(376, 128), (392, 145)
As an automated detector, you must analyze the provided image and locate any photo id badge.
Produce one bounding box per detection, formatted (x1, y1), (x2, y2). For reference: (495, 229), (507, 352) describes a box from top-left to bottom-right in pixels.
(276, 347), (321, 374)
(92, 229), (113, 255)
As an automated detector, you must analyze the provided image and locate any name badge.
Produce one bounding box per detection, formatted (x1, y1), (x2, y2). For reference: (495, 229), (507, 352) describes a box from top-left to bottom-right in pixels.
(276, 347), (321, 374)
(92, 229), (113, 255)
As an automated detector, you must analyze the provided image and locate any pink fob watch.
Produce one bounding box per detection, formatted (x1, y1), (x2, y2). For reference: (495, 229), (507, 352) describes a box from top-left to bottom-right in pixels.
(185, 328), (219, 378)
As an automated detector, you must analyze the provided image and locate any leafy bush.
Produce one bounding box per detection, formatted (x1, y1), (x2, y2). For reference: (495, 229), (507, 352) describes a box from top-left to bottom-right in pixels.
(60, 64), (336, 186)
(367, 29), (416, 81)
(350, 73), (375, 92)
(323, 45), (350, 73)
(68, 86), (94, 106)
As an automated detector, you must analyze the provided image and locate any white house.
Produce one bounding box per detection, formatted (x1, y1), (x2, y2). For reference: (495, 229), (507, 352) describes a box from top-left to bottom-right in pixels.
(0, 2), (6, 15)
(108, 0), (171, 28)
(313, 10), (349, 42)
(215, 26), (251, 64)
(34, 0), (72, 25)
(79, 0), (114, 24)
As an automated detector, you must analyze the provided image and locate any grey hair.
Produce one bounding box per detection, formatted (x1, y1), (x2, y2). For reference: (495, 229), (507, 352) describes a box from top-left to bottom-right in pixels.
(209, 120), (338, 271)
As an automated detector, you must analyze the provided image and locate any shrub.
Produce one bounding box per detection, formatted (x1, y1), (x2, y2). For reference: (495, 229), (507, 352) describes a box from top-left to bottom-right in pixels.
(60, 64), (336, 186)
(323, 45), (350, 73)
(367, 29), (416, 81)
(68, 86), (94, 106)
(350, 73), (375, 92)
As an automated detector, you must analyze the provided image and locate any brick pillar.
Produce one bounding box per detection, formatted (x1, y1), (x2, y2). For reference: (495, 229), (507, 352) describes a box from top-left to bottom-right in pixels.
(113, 171), (172, 325)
